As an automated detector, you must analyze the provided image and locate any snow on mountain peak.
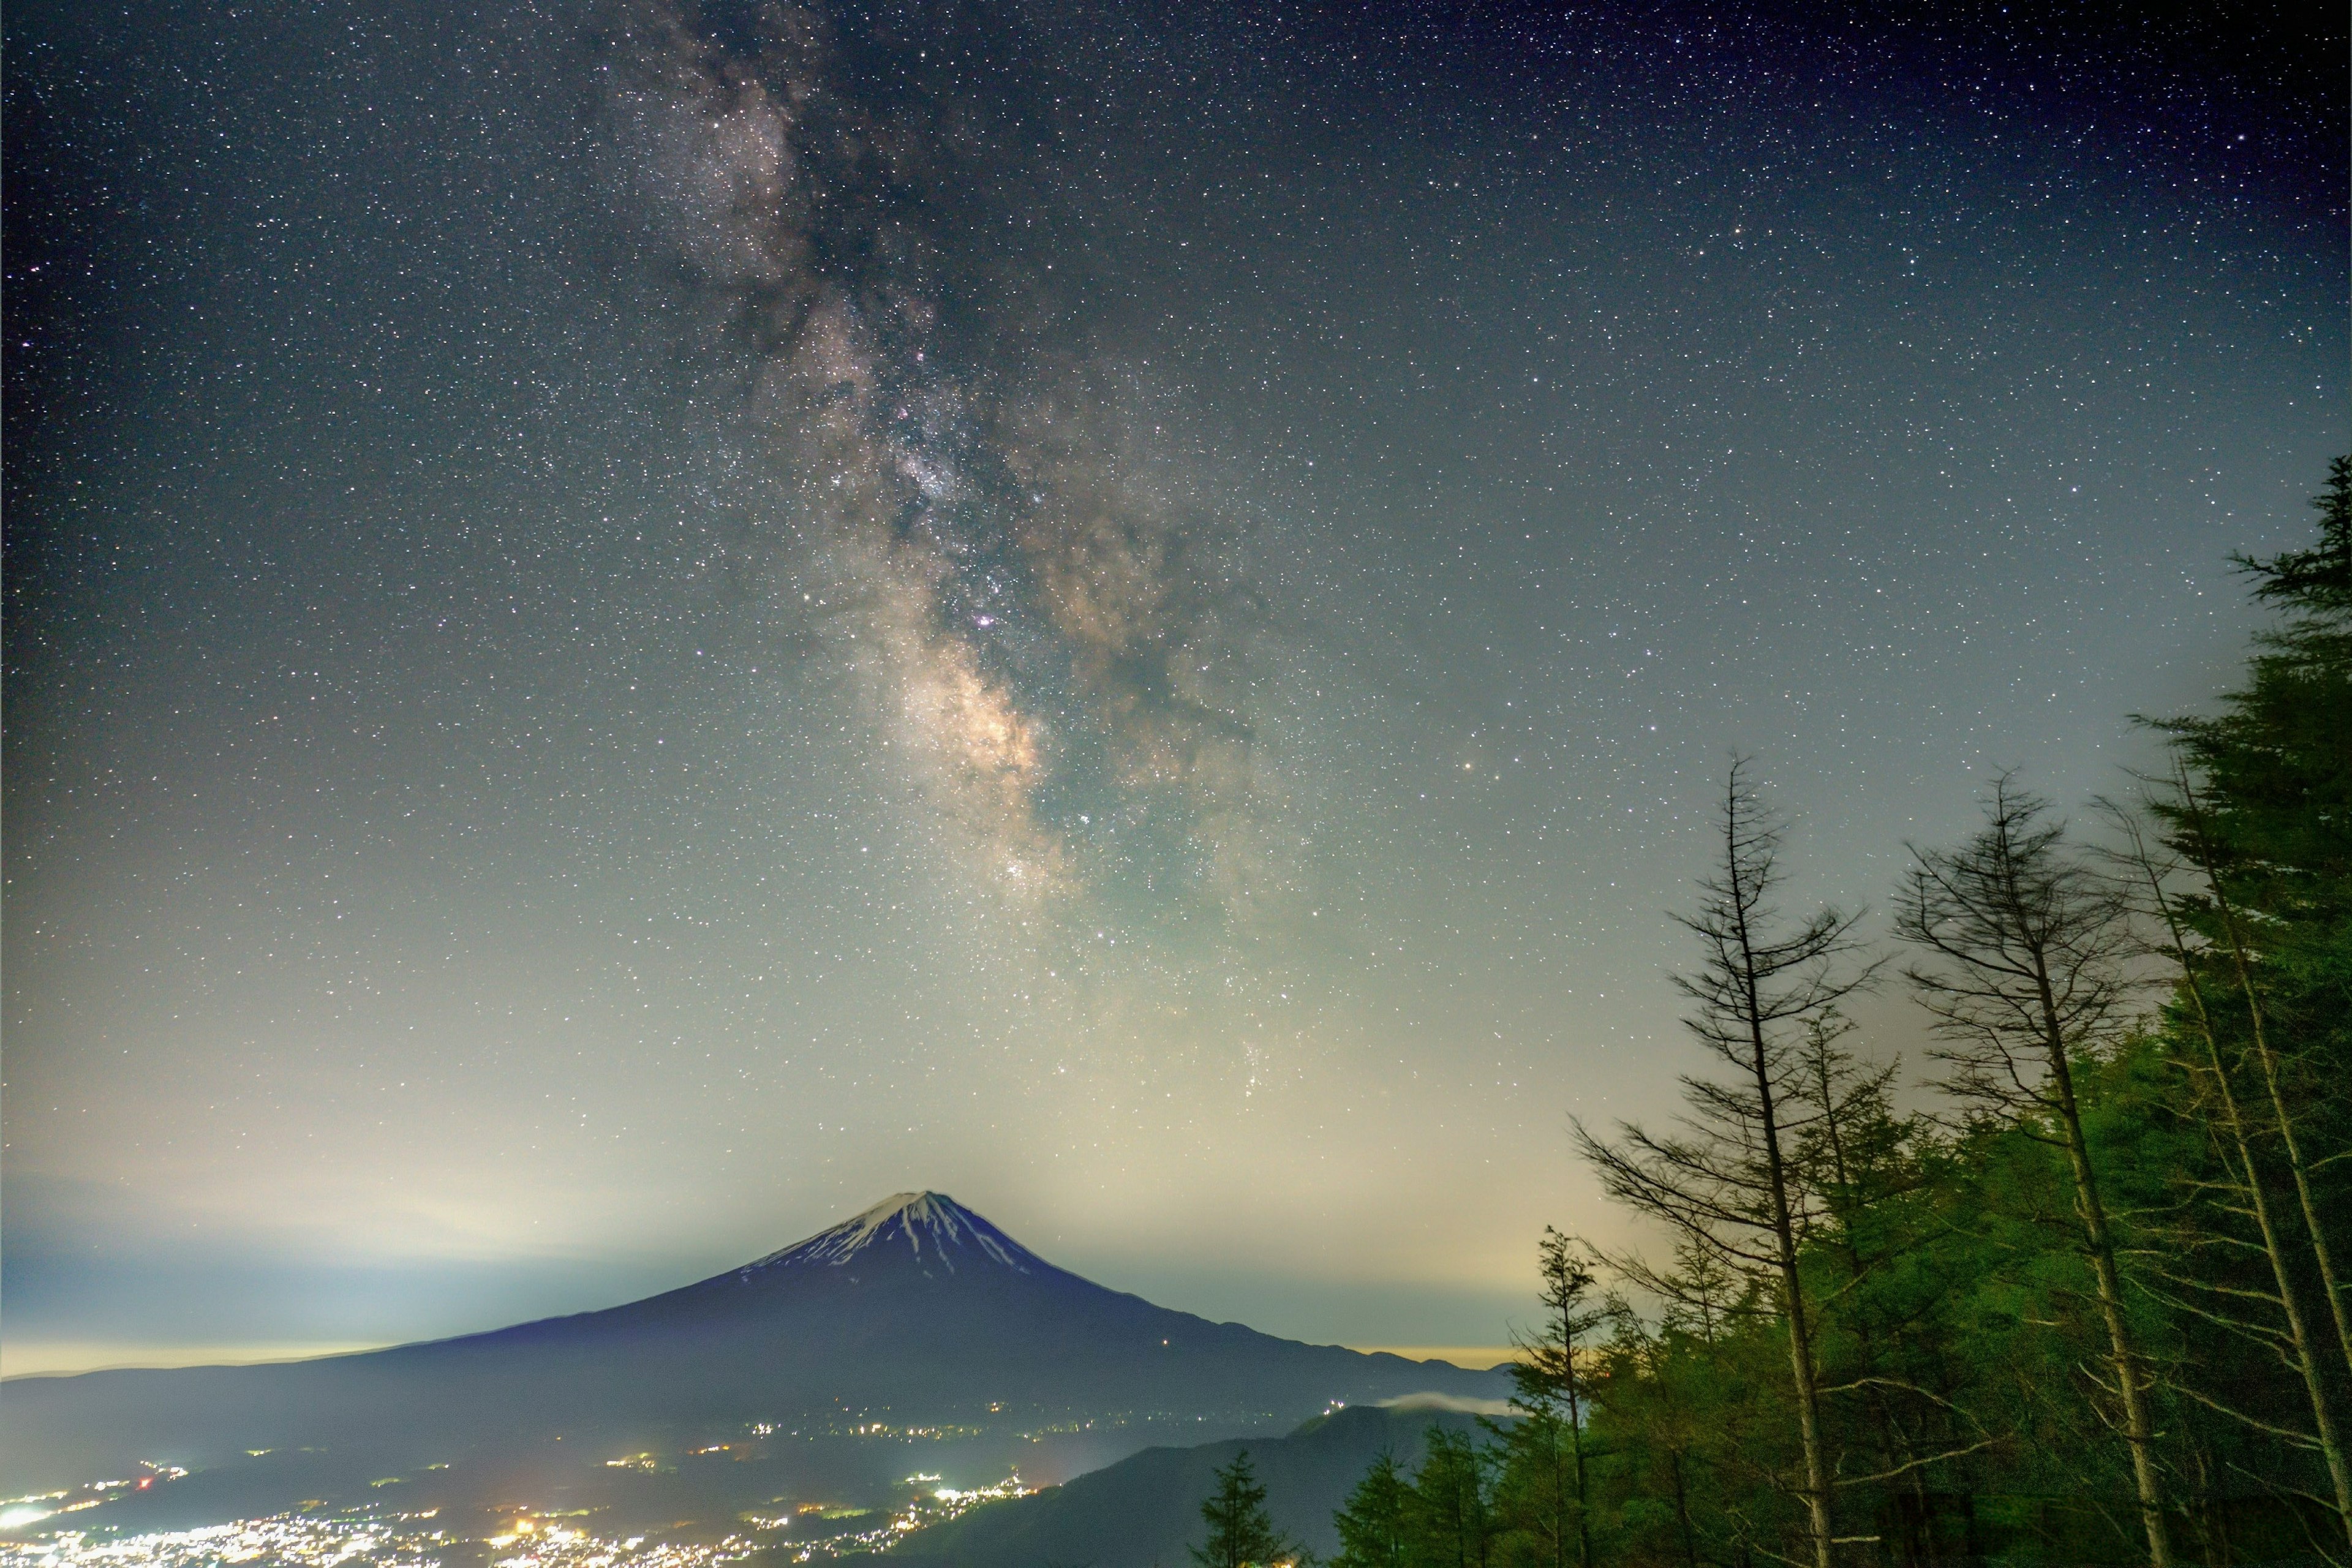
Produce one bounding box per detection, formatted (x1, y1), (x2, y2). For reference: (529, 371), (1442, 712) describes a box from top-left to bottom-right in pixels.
(741, 1191), (1035, 1276)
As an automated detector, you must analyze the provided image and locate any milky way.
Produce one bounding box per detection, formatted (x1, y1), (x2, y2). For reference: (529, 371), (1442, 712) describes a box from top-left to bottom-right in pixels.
(607, 0), (1269, 919)
(4, 0), (2342, 1371)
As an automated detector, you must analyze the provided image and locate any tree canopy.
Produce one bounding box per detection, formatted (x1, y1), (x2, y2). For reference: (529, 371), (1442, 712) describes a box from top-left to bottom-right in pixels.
(1335, 457), (2352, 1568)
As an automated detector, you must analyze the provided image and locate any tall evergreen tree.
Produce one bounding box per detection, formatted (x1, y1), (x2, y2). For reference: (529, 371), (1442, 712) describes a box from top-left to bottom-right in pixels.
(1895, 779), (2171, 1567)
(2162, 456), (2352, 1379)
(2107, 801), (2352, 1547)
(1407, 1427), (1496, 1568)
(1496, 1229), (1604, 1568)
(1586, 1270), (1744, 1568)
(1193, 1450), (1297, 1568)
(1786, 1010), (1990, 1562)
(2125, 456), (2352, 1546)
(1333, 1450), (1411, 1568)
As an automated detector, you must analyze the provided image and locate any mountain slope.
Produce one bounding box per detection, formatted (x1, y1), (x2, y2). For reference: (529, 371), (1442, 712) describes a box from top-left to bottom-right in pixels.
(894, 1401), (1505, 1568)
(1, 1193), (1508, 1494)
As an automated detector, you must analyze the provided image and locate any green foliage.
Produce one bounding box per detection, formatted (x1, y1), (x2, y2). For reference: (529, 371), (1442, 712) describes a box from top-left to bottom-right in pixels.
(1333, 1451), (1411, 1568)
(1404, 1428), (1495, 1568)
(1335, 458), (2352, 1568)
(2158, 457), (2352, 1192)
(1493, 1229), (1604, 1568)
(1193, 1450), (1299, 1568)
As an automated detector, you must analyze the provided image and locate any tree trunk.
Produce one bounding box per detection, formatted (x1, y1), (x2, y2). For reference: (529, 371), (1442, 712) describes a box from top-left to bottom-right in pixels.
(1749, 990), (1836, 1568)
(2204, 857), (2352, 1384)
(1809, 1036), (1928, 1564)
(2146, 856), (2352, 1547)
(1672, 1449), (1700, 1568)
(2034, 967), (2172, 1568)
(1566, 1373), (1593, 1568)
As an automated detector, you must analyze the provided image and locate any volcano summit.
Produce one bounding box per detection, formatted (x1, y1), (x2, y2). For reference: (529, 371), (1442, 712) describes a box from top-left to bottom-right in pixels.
(1, 1193), (1507, 1507)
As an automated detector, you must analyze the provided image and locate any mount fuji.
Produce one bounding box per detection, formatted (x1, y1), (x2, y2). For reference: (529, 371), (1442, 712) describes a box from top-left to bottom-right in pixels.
(1, 1193), (1509, 1505)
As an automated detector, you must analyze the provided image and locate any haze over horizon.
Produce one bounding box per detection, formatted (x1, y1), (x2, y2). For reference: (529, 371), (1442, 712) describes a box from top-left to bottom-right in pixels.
(5, 0), (2343, 1379)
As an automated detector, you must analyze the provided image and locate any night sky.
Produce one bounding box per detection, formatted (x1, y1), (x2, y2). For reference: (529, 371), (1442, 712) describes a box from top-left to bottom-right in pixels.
(4, 0), (2343, 1376)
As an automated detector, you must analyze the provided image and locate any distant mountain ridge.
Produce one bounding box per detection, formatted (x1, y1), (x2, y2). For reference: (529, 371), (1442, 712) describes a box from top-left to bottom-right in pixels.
(1, 1191), (1511, 1507)
(895, 1402), (1505, 1568)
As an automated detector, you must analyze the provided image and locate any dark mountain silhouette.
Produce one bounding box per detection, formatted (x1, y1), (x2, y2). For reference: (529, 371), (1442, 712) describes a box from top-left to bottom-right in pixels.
(895, 1400), (1506, 1568)
(1, 1193), (1509, 1501)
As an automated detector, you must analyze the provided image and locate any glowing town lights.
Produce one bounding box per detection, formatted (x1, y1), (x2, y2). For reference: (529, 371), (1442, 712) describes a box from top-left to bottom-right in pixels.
(1, 1515), (447, 1568)
(0, 1469), (1038, 1568)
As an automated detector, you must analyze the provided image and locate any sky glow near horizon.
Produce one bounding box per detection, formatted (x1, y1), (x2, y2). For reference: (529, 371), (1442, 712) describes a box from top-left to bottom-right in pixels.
(3, 0), (2344, 1374)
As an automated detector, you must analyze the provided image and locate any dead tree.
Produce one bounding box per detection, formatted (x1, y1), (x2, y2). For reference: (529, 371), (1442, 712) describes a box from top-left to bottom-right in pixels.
(1578, 759), (1871, 1568)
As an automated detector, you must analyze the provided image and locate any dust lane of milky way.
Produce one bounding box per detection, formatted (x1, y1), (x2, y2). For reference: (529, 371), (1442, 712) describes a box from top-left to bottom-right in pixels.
(1, 0), (2342, 1373)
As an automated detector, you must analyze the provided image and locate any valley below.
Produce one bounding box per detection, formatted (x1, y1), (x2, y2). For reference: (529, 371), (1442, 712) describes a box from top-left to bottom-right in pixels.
(0, 1196), (1509, 1566)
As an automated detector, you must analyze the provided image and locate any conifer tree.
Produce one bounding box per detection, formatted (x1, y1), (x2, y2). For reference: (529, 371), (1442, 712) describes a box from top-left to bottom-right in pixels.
(1332, 1450), (1411, 1568)
(1896, 780), (2171, 1568)
(2166, 456), (2352, 1376)
(2107, 801), (2352, 1547)
(1406, 1427), (1495, 1568)
(1590, 1275), (1726, 1568)
(1192, 1451), (1297, 1568)
(2121, 458), (2352, 1545)
(1787, 1009), (1988, 1558)
(1491, 1232), (1605, 1568)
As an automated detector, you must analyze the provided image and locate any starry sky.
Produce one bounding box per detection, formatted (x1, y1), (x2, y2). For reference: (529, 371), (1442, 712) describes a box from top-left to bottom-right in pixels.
(4, 0), (2344, 1376)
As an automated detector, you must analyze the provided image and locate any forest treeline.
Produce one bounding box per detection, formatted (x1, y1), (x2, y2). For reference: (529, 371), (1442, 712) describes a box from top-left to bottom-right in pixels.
(1196, 461), (2352, 1568)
